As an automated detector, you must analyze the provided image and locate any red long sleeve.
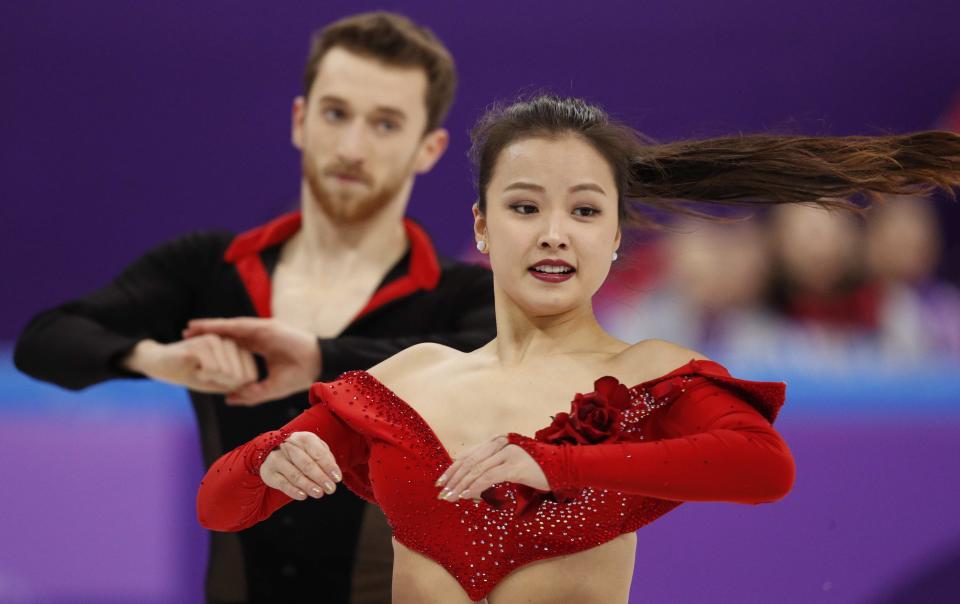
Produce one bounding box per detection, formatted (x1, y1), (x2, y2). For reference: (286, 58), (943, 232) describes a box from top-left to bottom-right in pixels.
(196, 400), (369, 532)
(509, 376), (795, 504)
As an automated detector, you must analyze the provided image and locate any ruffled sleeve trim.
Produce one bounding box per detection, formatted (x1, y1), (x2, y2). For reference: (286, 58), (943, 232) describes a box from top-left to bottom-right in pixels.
(635, 359), (786, 423)
(304, 376), (377, 504)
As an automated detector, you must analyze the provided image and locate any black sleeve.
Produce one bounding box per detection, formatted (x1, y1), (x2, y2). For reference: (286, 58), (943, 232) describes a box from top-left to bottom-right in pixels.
(317, 264), (496, 380)
(13, 231), (232, 390)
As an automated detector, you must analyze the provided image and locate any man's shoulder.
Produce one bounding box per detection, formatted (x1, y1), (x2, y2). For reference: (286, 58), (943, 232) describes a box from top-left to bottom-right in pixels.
(437, 255), (490, 275)
(137, 229), (236, 265)
(435, 256), (492, 289)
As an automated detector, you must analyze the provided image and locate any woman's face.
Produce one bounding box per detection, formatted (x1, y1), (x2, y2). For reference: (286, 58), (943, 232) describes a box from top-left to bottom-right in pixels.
(476, 134), (621, 317)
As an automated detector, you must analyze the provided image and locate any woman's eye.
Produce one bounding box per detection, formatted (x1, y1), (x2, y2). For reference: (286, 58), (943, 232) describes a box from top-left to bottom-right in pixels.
(573, 207), (600, 217)
(510, 203), (538, 215)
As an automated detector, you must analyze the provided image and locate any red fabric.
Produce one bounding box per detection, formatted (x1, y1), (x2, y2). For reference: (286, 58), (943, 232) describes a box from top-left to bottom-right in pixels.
(353, 219), (441, 320)
(223, 211), (441, 319)
(197, 360), (793, 600)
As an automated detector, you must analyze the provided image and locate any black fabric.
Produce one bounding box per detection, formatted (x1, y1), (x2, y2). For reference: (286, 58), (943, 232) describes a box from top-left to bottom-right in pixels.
(14, 229), (496, 603)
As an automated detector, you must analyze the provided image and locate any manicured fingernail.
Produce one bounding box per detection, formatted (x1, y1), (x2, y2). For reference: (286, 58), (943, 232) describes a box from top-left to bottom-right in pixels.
(459, 491), (470, 499)
(435, 475), (447, 487)
(297, 490), (306, 499)
(445, 490), (458, 501)
(310, 486), (322, 497)
(323, 481), (336, 494)
(438, 488), (450, 500)
(331, 469), (342, 482)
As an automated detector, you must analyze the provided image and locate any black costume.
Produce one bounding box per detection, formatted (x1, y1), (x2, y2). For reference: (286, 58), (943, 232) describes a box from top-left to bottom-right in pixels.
(14, 211), (496, 603)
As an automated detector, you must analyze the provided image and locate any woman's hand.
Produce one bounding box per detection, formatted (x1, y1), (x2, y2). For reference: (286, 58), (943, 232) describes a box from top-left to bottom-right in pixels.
(259, 432), (342, 501)
(435, 435), (549, 501)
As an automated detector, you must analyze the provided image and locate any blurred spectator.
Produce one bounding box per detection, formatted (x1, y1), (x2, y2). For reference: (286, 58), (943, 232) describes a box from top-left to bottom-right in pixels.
(865, 195), (960, 361)
(768, 204), (879, 332)
(601, 200), (960, 372)
(602, 220), (781, 361)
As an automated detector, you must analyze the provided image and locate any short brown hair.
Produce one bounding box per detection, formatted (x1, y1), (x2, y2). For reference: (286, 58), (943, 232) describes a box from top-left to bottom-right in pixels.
(303, 11), (457, 133)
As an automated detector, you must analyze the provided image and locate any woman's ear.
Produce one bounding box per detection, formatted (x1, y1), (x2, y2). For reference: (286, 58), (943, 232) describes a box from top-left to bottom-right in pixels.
(472, 203), (486, 241)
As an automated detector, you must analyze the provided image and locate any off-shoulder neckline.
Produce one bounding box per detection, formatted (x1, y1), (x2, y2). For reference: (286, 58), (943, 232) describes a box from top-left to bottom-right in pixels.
(350, 358), (727, 464)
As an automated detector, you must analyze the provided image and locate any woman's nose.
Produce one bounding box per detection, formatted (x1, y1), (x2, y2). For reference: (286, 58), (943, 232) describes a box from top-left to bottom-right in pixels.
(537, 215), (570, 250)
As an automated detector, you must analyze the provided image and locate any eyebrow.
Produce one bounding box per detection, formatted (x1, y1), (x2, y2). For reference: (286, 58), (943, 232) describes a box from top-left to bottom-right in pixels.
(373, 106), (407, 122)
(570, 183), (607, 195)
(503, 181), (607, 195)
(318, 95), (407, 122)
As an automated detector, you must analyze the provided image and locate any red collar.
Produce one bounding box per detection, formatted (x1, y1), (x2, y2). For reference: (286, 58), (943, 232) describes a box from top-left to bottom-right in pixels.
(224, 210), (441, 320)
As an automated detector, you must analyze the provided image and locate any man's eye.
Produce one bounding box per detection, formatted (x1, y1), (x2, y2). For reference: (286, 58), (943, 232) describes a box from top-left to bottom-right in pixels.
(323, 108), (346, 121)
(510, 203), (538, 215)
(375, 120), (399, 133)
(573, 207), (600, 217)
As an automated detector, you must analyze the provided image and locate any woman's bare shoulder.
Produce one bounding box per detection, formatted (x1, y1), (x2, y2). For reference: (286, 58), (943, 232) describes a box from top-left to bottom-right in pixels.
(366, 343), (465, 388)
(613, 339), (710, 385)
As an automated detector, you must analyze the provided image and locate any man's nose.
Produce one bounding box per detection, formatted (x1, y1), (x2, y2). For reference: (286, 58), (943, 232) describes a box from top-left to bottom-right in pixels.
(335, 120), (368, 165)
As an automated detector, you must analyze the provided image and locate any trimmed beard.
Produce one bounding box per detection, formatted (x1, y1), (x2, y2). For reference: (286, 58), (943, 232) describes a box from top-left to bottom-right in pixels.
(302, 152), (414, 224)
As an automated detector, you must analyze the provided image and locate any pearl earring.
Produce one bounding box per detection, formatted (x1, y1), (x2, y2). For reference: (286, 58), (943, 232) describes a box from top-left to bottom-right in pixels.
(612, 251), (618, 261)
(476, 240), (487, 253)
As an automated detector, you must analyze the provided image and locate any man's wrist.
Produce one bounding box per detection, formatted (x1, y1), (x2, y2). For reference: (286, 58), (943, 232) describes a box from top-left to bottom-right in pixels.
(121, 339), (162, 374)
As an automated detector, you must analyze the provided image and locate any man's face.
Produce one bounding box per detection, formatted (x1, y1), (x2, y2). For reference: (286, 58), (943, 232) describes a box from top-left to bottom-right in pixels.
(292, 47), (445, 223)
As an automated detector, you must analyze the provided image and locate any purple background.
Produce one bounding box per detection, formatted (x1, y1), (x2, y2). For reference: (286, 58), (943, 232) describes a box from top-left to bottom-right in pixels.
(3, 0), (960, 339)
(3, 1), (960, 602)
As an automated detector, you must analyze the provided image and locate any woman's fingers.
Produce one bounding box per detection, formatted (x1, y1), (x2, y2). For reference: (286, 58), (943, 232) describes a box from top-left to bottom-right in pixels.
(439, 435), (509, 500)
(261, 454), (322, 500)
(257, 433), (343, 500)
(280, 441), (337, 495)
(461, 462), (512, 501)
(447, 449), (506, 501)
(443, 447), (509, 501)
(292, 433), (343, 482)
(267, 472), (308, 501)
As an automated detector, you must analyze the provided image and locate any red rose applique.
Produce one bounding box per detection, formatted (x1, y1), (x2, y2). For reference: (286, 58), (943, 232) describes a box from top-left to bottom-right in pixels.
(535, 376), (632, 445)
(482, 376), (635, 517)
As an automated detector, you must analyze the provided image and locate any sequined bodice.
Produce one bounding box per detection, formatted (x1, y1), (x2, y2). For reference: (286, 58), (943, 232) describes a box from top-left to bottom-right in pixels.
(314, 370), (695, 600)
(198, 359), (787, 601)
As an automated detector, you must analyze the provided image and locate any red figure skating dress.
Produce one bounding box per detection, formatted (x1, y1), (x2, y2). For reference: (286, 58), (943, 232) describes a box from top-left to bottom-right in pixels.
(197, 359), (793, 601)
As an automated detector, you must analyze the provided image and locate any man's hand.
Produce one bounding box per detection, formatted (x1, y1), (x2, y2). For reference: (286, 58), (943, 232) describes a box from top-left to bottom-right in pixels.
(182, 317), (321, 406)
(122, 336), (258, 395)
(260, 432), (342, 501)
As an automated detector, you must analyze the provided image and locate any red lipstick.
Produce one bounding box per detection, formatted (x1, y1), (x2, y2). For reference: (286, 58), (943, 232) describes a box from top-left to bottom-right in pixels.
(528, 259), (575, 283)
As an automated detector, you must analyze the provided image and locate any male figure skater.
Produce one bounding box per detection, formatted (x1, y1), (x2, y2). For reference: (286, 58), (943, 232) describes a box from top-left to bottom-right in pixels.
(14, 12), (494, 603)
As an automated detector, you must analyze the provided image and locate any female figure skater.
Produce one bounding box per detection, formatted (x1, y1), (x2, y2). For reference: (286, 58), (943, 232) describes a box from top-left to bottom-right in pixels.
(197, 95), (960, 603)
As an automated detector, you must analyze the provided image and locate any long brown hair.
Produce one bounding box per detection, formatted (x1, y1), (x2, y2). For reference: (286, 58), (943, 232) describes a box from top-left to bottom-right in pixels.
(470, 95), (960, 227)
